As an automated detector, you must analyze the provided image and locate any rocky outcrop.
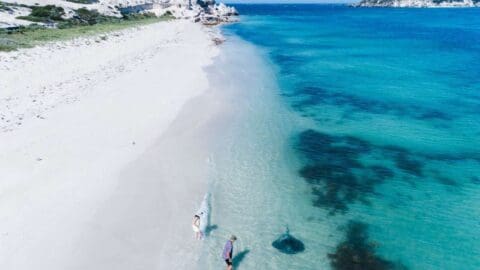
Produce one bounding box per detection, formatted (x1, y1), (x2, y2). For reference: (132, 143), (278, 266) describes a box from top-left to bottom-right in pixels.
(155, 0), (239, 25)
(0, 0), (238, 28)
(354, 0), (480, 7)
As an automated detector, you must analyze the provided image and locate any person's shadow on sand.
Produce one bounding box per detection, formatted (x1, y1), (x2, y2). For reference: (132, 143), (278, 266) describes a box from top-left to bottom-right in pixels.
(233, 249), (250, 268)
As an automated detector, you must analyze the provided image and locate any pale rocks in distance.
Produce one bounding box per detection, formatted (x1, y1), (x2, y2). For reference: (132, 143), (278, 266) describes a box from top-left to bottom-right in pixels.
(353, 0), (480, 7)
(0, 0), (239, 28)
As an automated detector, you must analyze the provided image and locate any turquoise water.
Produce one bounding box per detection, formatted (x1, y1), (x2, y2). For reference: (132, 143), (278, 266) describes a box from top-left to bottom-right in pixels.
(203, 5), (480, 270)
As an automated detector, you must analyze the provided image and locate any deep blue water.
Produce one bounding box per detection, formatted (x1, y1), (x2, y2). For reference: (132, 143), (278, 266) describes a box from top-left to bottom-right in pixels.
(219, 4), (480, 270)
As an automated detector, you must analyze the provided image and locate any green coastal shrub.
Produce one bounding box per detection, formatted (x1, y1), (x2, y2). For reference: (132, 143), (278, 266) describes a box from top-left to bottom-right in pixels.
(65, 0), (99, 4)
(1, 4), (173, 52)
(31, 5), (65, 20)
(57, 8), (120, 28)
(17, 5), (65, 23)
(73, 8), (110, 24)
(122, 12), (157, 20)
(0, 40), (17, 51)
(0, 2), (13, 12)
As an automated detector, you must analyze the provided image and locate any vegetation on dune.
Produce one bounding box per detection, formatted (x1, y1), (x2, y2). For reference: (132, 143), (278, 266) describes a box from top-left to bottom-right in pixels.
(17, 5), (66, 23)
(122, 12), (158, 20)
(65, 0), (99, 4)
(59, 8), (115, 27)
(0, 9), (174, 51)
(0, 0), (176, 52)
(0, 2), (13, 11)
(0, 1), (29, 10)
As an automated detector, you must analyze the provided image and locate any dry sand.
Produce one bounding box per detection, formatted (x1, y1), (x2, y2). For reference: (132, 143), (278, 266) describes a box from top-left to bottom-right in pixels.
(0, 20), (226, 269)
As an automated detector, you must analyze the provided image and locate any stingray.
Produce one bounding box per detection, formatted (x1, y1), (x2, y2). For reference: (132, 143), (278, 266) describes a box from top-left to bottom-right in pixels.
(272, 228), (305, 254)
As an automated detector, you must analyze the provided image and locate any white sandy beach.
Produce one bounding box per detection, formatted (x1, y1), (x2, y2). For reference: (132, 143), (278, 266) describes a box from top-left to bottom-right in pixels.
(0, 20), (226, 269)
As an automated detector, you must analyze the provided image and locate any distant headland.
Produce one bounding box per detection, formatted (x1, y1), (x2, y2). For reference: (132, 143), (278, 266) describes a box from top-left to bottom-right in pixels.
(353, 0), (480, 7)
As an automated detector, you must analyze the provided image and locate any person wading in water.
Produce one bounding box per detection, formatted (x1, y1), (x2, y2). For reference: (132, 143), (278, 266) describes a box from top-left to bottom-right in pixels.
(222, 235), (237, 270)
(192, 214), (202, 240)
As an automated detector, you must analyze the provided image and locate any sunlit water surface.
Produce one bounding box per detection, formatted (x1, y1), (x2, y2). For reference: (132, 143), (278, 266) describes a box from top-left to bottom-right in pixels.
(200, 5), (480, 270)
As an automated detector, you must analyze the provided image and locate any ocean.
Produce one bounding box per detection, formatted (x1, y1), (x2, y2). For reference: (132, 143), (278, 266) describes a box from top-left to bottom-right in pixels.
(202, 4), (480, 270)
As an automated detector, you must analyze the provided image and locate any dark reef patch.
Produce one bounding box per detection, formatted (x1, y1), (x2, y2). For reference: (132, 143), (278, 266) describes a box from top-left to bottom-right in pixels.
(377, 145), (427, 177)
(471, 177), (480, 184)
(437, 176), (458, 186)
(290, 85), (453, 122)
(295, 129), (469, 214)
(328, 221), (407, 270)
(394, 153), (424, 177)
(369, 165), (395, 179)
(296, 130), (386, 214)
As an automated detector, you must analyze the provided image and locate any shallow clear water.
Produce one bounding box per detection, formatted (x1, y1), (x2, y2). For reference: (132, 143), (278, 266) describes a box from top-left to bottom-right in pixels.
(203, 5), (480, 270)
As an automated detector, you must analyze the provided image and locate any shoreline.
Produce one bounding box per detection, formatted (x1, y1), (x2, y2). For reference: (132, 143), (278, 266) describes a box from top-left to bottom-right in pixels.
(0, 20), (229, 269)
